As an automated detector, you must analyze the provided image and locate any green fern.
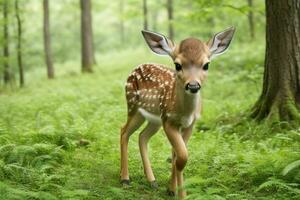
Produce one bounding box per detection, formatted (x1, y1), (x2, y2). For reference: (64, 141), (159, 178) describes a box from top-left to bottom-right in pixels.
(256, 177), (300, 195)
(282, 160), (300, 176)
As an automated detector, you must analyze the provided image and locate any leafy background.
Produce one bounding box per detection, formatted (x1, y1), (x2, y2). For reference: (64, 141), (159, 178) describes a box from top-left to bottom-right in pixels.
(1, 0), (300, 199)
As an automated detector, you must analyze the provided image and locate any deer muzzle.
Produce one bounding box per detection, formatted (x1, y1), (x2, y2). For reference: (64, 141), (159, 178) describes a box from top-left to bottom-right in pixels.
(185, 81), (201, 93)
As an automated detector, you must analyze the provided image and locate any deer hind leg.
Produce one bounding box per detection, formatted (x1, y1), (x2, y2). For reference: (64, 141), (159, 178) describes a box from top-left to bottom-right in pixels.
(120, 111), (145, 185)
(138, 123), (161, 188)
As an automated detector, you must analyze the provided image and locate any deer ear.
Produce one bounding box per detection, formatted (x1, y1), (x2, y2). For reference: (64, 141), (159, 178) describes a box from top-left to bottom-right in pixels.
(208, 27), (235, 59)
(141, 30), (175, 56)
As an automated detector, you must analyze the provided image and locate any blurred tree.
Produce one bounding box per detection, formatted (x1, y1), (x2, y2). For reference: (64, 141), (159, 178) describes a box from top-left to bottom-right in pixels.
(167, 0), (174, 40)
(247, 0), (255, 39)
(251, 0), (300, 123)
(143, 0), (148, 30)
(15, 0), (24, 87)
(80, 0), (95, 73)
(43, 0), (54, 79)
(3, 0), (11, 84)
(149, 0), (162, 32)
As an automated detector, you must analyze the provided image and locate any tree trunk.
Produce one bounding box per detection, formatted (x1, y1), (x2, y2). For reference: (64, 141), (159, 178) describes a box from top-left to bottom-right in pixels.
(167, 0), (174, 40)
(251, 0), (300, 123)
(143, 0), (148, 30)
(3, 0), (11, 84)
(247, 0), (255, 39)
(15, 0), (24, 87)
(120, 0), (125, 44)
(43, 0), (54, 79)
(80, 0), (95, 73)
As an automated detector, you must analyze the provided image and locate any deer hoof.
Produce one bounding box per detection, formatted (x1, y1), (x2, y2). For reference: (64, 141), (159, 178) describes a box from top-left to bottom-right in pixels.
(150, 181), (158, 189)
(167, 188), (175, 196)
(120, 179), (130, 188)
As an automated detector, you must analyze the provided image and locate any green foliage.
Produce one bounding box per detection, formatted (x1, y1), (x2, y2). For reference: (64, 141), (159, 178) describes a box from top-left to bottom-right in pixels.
(0, 38), (300, 199)
(177, 0), (265, 40)
(283, 160), (300, 176)
(256, 178), (300, 198)
(0, 0), (266, 81)
(0, 0), (299, 199)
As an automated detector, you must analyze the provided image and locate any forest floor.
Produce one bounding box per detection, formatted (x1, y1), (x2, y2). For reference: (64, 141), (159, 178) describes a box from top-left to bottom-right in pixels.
(1, 44), (300, 200)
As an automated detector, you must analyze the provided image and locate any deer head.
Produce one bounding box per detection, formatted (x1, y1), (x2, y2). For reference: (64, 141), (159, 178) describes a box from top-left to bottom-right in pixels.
(141, 27), (236, 94)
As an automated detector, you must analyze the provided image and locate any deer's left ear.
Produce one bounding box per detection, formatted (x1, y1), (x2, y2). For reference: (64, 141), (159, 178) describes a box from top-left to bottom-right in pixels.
(141, 30), (175, 56)
(207, 27), (235, 59)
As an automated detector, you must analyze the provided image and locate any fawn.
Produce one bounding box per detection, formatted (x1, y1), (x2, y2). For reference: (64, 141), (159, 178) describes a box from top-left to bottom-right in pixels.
(120, 27), (235, 198)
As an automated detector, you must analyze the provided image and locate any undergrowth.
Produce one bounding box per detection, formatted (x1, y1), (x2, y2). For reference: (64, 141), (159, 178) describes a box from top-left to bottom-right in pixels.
(0, 43), (300, 199)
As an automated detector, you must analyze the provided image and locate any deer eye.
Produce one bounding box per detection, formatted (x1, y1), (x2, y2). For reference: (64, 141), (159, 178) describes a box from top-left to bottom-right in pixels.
(174, 63), (182, 71)
(203, 63), (209, 70)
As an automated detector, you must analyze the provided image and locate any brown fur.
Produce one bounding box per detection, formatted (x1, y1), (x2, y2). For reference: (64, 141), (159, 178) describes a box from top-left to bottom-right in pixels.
(178, 38), (208, 63)
(125, 63), (202, 128)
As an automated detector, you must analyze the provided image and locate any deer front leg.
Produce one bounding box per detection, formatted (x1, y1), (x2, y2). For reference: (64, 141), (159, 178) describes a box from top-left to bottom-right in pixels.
(182, 122), (194, 145)
(168, 122), (194, 196)
(163, 122), (188, 199)
(167, 149), (177, 196)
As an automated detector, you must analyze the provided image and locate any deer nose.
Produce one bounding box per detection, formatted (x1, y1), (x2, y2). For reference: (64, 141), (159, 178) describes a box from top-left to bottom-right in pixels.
(185, 81), (201, 93)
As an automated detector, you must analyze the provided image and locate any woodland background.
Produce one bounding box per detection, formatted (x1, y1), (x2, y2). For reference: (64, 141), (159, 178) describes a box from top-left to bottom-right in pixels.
(1, 0), (300, 199)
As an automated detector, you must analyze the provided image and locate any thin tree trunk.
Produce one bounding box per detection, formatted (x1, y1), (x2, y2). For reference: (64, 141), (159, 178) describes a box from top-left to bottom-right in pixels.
(143, 0), (148, 30)
(80, 0), (95, 73)
(3, 0), (11, 84)
(120, 0), (125, 44)
(43, 0), (54, 79)
(251, 0), (300, 123)
(167, 0), (174, 40)
(15, 0), (24, 87)
(152, 11), (158, 32)
(247, 0), (255, 39)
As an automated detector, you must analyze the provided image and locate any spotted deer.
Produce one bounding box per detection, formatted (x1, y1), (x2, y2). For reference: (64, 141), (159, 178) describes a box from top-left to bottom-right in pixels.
(120, 27), (235, 198)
